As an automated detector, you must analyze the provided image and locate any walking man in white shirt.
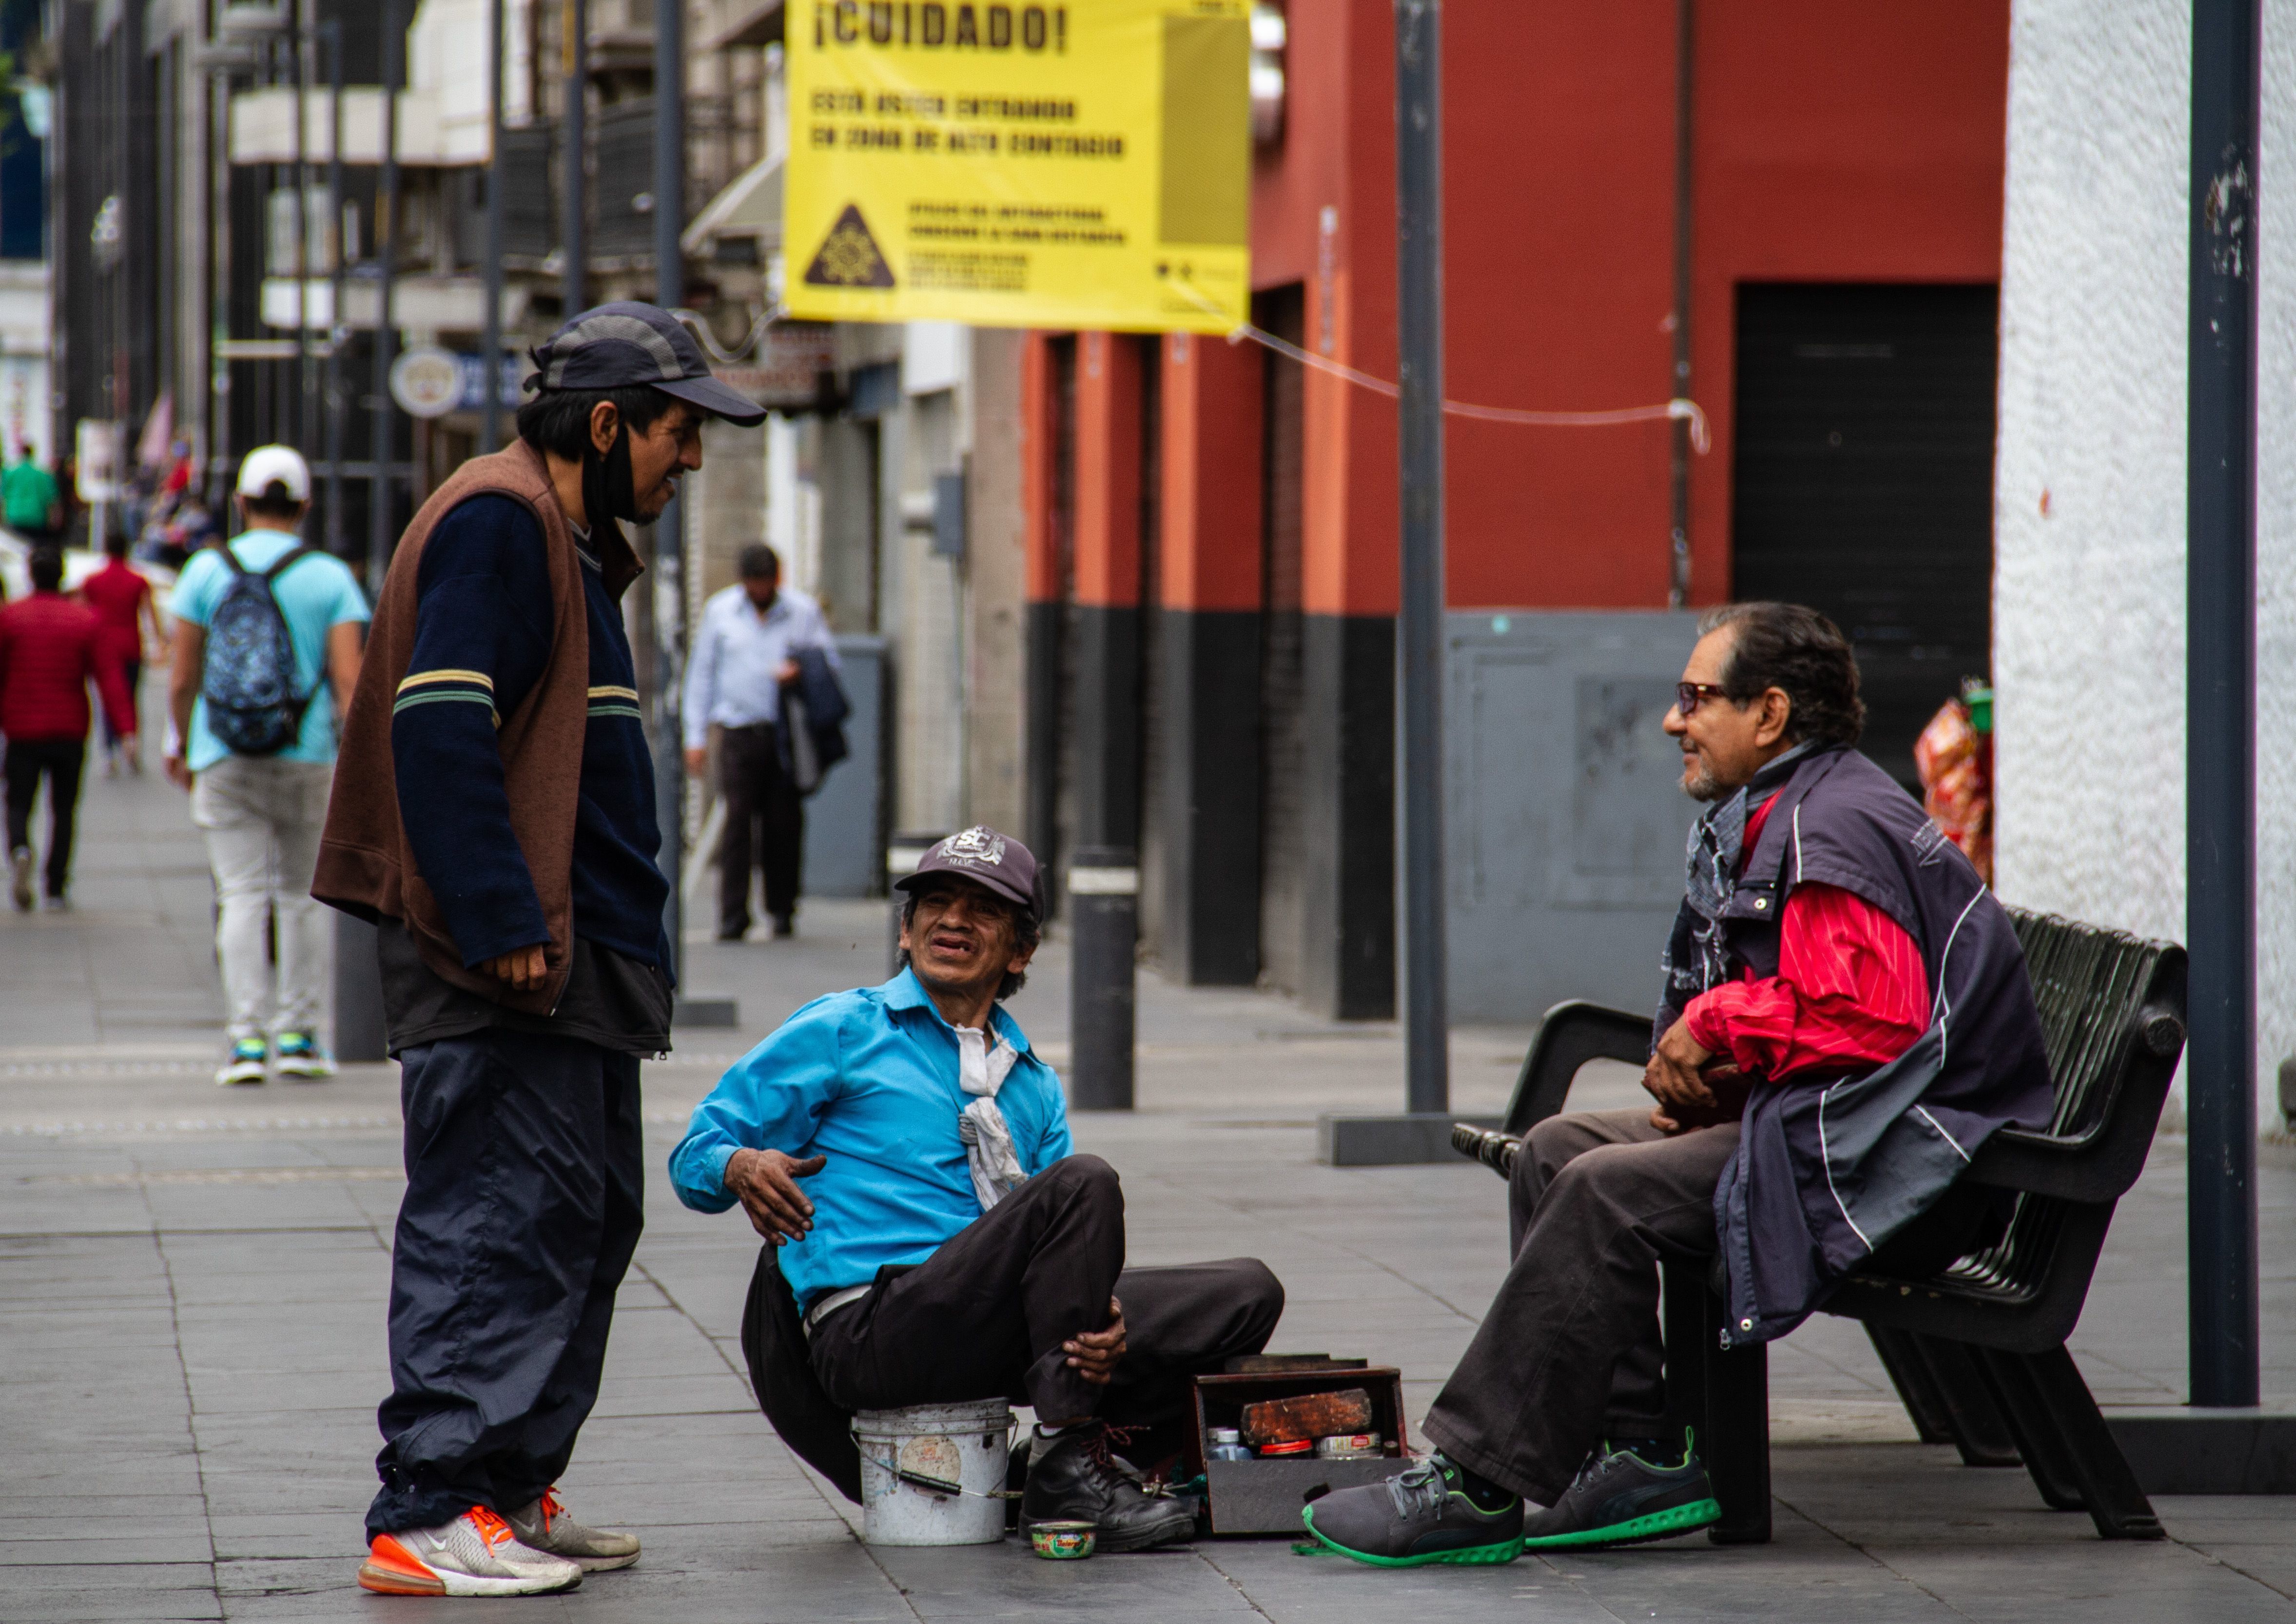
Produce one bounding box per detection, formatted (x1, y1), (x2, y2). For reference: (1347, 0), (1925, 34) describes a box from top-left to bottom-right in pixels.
(682, 544), (837, 940)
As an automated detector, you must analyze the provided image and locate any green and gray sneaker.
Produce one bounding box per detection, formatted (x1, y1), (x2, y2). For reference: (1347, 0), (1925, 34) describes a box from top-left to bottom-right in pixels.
(1300, 1453), (1523, 1566)
(1518, 1434), (1721, 1550)
(215, 1039), (268, 1086)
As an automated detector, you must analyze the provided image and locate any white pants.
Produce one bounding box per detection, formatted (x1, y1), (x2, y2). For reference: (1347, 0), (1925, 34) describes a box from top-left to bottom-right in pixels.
(191, 756), (335, 1044)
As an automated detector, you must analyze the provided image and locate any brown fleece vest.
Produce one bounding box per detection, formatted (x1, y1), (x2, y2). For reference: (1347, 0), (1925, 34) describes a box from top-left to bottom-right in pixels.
(312, 442), (642, 1013)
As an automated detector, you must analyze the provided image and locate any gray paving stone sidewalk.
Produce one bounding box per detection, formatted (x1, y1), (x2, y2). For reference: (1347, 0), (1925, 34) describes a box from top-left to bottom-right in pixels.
(1, 735), (2291, 1619)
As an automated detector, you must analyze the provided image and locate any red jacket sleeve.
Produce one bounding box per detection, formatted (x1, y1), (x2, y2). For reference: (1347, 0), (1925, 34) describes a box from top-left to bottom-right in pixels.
(1683, 882), (1928, 1081)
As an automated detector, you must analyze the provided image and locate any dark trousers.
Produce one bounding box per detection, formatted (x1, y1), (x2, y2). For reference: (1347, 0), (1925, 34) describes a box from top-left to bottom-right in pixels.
(4, 737), (85, 899)
(368, 1030), (643, 1536)
(718, 722), (802, 935)
(808, 1155), (1285, 1467)
(1423, 1109), (1739, 1505)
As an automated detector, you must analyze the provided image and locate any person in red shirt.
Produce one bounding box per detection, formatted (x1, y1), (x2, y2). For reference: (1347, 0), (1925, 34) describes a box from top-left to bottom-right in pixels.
(0, 548), (136, 909)
(76, 529), (164, 774)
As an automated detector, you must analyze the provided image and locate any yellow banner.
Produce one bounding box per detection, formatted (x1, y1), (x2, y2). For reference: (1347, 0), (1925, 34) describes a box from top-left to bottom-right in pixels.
(782, 0), (1250, 332)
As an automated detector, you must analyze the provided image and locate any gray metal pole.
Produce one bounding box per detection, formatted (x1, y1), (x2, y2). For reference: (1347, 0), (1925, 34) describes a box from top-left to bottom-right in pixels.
(655, 0), (686, 978)
(366, 0), (402, 594)
(480, 0), (506, 452)
(2186, 0), (2261, 1410)
(1068, 846), (1138, 1110)
(562, 0), (586, 311)
(1394, 0), (1447, 1115)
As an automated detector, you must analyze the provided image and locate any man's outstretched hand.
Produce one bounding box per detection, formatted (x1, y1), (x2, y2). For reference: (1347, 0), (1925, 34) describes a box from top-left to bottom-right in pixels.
(726, 1148), (827, 1245)
(1063, 1296), (1127, 1385)
(1642, 1016), (1716, 1133)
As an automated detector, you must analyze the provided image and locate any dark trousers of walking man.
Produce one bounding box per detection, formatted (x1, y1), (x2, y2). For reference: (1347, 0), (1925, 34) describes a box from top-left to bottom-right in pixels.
(717, 722), (802, 938)
(5, 738), (85, 900)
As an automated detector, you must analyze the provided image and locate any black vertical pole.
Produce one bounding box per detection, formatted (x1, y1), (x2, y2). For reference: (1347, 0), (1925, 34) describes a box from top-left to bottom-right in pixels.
(480, 0), (505, 452)
(1069, 844), (1137, 1108)
(2186, 0), (2260, 1410)
(366, 0), (402, 594)
(325, 17), (346, 555)
(562, 0), (586, 312)
(1394, 0), (1447, 1115)
(655, 0), (686, 979)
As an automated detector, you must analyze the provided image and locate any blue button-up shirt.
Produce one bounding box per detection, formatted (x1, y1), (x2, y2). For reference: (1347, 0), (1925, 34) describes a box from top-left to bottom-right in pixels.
(668, 971), (1072, 1310)
(680, 583), (839, 747)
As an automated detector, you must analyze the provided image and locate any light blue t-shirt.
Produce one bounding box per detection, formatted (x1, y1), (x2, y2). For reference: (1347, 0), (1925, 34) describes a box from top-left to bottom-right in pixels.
(171, 530), (370, 771)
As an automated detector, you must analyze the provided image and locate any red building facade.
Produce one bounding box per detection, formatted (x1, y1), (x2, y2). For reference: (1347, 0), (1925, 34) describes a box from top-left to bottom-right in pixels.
(1024, 0), (2011, 1017)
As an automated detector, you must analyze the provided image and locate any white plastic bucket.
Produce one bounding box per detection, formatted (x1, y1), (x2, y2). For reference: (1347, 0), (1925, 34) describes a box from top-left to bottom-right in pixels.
(851, 1400), (1014, 1546)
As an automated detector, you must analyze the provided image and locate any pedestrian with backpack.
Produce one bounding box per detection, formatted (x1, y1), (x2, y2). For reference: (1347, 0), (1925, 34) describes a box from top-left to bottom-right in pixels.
(164, 446), (369, 1085)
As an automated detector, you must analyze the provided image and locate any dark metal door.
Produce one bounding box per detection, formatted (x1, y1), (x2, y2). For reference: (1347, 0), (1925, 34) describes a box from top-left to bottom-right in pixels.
(1731, 283), (1998, 788)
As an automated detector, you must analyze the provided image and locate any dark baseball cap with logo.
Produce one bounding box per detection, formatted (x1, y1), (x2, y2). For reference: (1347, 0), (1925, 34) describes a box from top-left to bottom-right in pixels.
(895, 826), (1041, 920)
(525, 301), (767, 426)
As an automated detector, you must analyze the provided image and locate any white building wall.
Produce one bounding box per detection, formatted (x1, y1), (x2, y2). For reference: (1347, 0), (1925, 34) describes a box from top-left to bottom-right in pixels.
(1993, 0), (2296, 1129)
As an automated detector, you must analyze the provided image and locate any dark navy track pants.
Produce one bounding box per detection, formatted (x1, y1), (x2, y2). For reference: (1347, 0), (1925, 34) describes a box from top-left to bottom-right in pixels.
(367, 1030), (643, 1536)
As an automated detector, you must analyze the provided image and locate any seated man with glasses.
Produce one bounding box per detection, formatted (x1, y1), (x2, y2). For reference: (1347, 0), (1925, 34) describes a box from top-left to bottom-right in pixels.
(670, 827), (1285, 1552)
(1304, 602), (2054, 1565)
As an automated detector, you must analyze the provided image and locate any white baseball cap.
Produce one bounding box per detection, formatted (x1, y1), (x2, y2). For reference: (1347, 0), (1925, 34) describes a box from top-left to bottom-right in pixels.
(235, 444), (311, 505)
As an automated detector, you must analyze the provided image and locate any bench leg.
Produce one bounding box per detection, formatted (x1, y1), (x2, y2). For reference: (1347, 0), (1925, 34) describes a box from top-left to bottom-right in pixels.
(1864, 1324), (1956, 1444)
(1897, 1331), (2024, 1468)
(1661, 1261), (1711, 1446)
(1966, 1346), (2089, 1511)
(1979, 1346), (2162, 1540)
(1700, 1283), (1771, 1545)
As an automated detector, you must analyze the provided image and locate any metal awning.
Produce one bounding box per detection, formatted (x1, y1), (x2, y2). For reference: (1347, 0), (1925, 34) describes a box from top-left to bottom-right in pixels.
(682, 151), (783, 256)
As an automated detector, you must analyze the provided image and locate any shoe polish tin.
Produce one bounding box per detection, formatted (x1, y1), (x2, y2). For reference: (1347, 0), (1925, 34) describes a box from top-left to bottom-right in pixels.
(1029, 1521), (1096, 1560)
(1315, 1432), (1381, 1460)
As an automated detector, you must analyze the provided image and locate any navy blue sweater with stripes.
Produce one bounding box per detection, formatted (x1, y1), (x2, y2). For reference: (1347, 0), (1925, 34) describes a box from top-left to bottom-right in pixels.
(389, 494), (669, 970)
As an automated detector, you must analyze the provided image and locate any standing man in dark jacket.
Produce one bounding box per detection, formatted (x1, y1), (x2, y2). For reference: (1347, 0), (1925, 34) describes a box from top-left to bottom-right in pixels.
(1302, 602), (2053, 1567)
(0, 547), (136, 909)
(313, 304), (765, 1598)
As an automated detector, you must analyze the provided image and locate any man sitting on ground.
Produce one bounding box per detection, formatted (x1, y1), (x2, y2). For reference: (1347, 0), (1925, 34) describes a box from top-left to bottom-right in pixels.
(1304, 602), (2054, 1565)
(671, 826), (1285, 1550)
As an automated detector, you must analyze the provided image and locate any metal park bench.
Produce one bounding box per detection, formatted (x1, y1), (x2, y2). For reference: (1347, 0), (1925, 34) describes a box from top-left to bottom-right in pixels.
(1452, 908), (2188, 1543)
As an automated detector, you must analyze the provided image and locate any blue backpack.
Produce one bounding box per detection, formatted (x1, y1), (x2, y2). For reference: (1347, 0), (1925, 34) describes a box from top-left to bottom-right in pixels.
(200, 541), (317, 756)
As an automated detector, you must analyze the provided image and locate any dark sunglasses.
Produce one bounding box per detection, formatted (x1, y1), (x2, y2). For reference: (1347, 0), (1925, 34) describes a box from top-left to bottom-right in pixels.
(1675, 682), (1735, 717)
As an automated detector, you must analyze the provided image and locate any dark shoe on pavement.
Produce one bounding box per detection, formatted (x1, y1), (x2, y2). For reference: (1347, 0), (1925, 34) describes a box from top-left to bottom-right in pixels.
(1518, 1435), (1720, 1550)
(1300, 1452), (1523, 1566)
(9, 847), (31, 912)
(504, 1487), (640, 1572)
(770, 913), (795, 939)
(716, 924), (747, 942)
(1021, 1424), (1195, 1552)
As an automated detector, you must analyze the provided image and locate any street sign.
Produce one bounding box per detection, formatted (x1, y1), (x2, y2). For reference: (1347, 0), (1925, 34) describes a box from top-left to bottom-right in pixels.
(783, 0), (1250, 332)
(389, 347), (461, 417)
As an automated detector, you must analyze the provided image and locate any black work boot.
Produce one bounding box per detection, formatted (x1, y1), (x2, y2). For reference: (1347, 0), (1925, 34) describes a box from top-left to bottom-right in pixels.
(1020, 1425), (1194, 1552)
(1518, 1435), (1719, 1549)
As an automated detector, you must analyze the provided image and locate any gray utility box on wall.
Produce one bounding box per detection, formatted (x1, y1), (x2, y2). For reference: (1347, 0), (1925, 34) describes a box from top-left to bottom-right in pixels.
(802, 634), (888, 899)
(1443, 610), (1701, 1024)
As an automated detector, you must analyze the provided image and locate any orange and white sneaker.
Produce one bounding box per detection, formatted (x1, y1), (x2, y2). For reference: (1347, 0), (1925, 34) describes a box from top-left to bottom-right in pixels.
(357, 1506), (583, 1596)
(505, 1487), (641, 1571)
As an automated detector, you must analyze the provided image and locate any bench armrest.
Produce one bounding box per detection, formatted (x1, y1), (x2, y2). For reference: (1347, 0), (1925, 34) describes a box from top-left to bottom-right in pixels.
(1960, 1005), (2186, 1202)
(1504, 1001), (1652, 1136)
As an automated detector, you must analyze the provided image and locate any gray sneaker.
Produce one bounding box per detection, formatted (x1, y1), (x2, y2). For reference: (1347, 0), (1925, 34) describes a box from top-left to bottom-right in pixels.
(358, 1507), (582, 1596)
(505, 1488), (641, 1571)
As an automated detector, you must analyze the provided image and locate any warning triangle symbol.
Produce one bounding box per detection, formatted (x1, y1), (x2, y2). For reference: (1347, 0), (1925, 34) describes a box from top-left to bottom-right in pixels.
(803, 204), (897, 289)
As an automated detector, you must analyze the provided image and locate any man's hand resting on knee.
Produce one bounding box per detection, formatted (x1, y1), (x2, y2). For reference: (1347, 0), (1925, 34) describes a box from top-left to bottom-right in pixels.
(725, 1148), (828, 1245)
(1062, 1297), (1126, 1386)
(1642, 1017), (1753, 1133)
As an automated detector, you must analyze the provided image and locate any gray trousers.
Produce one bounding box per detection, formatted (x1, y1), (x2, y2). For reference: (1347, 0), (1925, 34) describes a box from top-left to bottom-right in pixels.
(191, 756), (334, 1043)
(1422, 1108), (1739, 1505)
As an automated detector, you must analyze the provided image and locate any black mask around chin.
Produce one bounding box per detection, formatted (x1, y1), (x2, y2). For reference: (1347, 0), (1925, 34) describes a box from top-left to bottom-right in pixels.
(580, 420), (642, 549)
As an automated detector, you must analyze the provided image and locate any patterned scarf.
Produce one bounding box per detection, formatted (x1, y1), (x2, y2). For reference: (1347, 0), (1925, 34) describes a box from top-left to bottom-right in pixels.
(1657, 743), (1816, 1033)
(952, 1023), (1026, 1211)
